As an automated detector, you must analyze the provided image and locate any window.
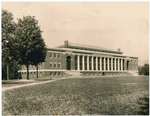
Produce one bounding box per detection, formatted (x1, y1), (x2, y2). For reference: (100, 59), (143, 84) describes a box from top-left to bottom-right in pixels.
(54, 53), (57, 58)
(50, 62), (53, 68)
(50, 72), (53, 76)
(58, 72), (60, 76)
(58, 62), (61, 68)
(80, 56), (82, 70)
(105, 58), (107, 70)
(50, 53), (53, 58)
(98, 57), (100, 70)
(54, 62), (57, 68)
(102, 57), (104, 70)
(113, 58), (115, 70)
(94, 57), (96, 70)
(85, 56), (87, 70)
(89, 57), (92, 70)
(53, 72), (56, 76)
(75, 55), (78, 70)
(116, 59), (118, 70)
(109, 58), (111, 70)
(58, 54), (61, 59)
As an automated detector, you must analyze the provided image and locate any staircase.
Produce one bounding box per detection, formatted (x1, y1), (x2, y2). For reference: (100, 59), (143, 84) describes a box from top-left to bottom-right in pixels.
(65, 70), (82, 77)
(126, 71), (139, 76)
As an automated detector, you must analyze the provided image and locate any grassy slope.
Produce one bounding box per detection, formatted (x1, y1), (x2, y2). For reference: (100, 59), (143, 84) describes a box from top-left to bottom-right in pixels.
(2, 76), (149, 115)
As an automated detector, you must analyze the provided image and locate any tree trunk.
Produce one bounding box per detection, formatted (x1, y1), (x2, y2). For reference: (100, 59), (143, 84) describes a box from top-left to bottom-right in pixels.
(26, 65), (29, 80)
(7, 64), (9, 80)
(36, 64), (38, 79)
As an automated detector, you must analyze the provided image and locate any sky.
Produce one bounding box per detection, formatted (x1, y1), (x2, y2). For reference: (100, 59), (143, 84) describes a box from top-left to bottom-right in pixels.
(1, 2), (149, 66)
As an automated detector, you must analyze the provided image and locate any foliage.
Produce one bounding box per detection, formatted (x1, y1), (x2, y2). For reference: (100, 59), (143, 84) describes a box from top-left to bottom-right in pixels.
(138, 64), (149, 75)
(2, 61), (22, 80)
(2, 9), (16, 63)
(2, 9), (21, 80)
(10, 16), (47, 79)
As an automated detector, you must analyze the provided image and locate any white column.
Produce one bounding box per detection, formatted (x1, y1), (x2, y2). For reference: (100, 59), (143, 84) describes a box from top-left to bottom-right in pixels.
(78, 55), (80, 70)
(82, 55), (85, 70)
(111, 58), (113, 71)
(121, 59), (123, 71)
(100, 57), (102, 71)
(104, 57), (106, 71)
(92, 56), (94, 70)
(87, 56), (89, 70)
(96, 56), (98, 71)
(115, 58), (116, 71)
(108, 57), (109, 71)
(118, 58), (120, 71)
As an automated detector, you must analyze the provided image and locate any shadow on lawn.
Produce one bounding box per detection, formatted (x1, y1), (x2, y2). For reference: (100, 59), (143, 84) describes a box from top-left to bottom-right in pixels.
(136, 96), (149, 115)
(2, 78), (52, 84)
(2, 81), (33, 85)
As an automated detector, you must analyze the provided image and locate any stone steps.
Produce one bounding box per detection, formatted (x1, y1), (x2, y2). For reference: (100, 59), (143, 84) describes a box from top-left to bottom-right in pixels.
(65, 71), (82, 77)
(126, 71), (139, 76)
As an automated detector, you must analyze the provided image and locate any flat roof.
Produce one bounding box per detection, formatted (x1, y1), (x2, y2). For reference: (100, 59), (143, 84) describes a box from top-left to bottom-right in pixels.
(56, 42), (123, 54)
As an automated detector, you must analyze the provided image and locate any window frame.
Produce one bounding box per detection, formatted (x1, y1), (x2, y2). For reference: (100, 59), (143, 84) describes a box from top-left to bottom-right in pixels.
(57, 53), (61, 59)
(54, 62), (57, 68)
(54, 53), (57, 59)
(50, 62), (53, 68)
(50, 53), (53, 58)
(58, 62), (61, 68)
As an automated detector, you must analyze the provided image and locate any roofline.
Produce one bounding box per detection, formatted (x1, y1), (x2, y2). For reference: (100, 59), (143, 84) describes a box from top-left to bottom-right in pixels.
(55, 44), (123, 54)
(47, 47), (138, 59)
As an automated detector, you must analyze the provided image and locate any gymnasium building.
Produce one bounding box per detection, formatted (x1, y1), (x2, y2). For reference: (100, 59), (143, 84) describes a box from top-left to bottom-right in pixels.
(21, 41), (138, 79)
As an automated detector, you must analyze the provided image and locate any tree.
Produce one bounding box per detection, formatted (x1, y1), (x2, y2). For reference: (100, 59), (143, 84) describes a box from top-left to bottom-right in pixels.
(2, 9), (16, 80)
(11, 16), (47, 79)
(2, 60), (22, 80)
(138, 64), (149, 75)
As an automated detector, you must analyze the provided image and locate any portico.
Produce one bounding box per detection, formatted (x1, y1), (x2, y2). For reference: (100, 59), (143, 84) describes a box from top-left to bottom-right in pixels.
(74, 55), (125, 72)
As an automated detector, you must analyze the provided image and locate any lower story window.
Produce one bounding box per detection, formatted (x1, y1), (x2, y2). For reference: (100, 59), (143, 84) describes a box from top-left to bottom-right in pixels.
(54, 62), (57, 68)
(50, 62), (53, 68)
(58, 62), (61, 68)
(50, 72), (53, 76)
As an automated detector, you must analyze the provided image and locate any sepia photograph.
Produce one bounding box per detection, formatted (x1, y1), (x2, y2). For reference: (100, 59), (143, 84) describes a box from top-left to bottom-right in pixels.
(1, 1), (149, 115)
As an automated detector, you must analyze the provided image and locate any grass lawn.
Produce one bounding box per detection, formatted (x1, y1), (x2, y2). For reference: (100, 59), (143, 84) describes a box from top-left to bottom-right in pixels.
(2, 76), (149, 115)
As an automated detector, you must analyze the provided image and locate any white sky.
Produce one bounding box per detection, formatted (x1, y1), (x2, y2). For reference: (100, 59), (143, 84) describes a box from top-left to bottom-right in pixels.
(1, 2), (149, 64)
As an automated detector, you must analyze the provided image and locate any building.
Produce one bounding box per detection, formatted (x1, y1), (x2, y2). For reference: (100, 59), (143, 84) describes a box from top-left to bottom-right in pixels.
(21, 41), (138, 79)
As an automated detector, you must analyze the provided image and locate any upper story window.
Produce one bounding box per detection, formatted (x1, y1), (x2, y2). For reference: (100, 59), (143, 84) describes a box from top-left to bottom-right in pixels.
(58, 54), (61, 59)
(54, 53), (57, 58)
(50, 53), (53, 58)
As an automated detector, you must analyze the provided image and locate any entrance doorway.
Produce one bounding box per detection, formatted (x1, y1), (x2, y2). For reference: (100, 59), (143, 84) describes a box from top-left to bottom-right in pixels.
(66, 56), (71, 70)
